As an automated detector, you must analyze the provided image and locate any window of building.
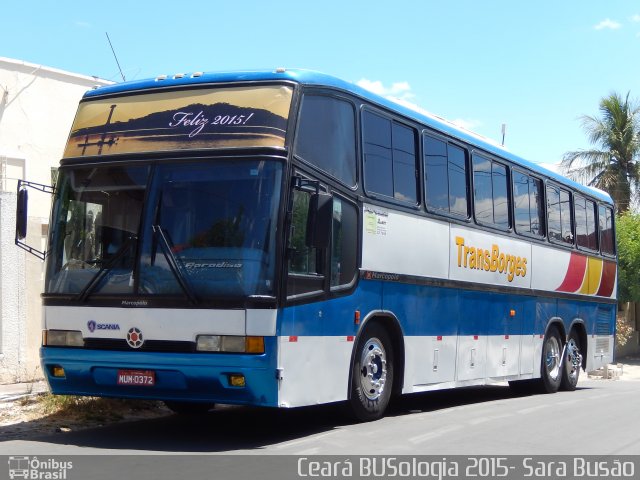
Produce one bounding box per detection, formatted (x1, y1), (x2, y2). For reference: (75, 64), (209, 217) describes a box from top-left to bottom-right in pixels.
(547, 185), (573, 244)
(575, 195), (597, 250)
(363, 110), (418, 204)
(599, 205), (615, 255)
(473, 154), (509, 228)
(424, 135), (469, 217)
(0, 156), (25, 193)
(294, 94), (357, 187)
(512, 170), (544, 237)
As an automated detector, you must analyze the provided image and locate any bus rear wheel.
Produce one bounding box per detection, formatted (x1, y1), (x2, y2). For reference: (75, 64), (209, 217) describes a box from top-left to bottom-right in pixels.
(539, 325), (562, 393)
(348, 323), (394, 422)
(164, 401), (215, 415)
(560, 331), (582, 391)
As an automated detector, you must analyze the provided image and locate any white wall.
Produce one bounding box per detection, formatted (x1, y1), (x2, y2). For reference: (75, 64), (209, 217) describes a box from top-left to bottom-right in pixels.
(0, 57), (111, 383)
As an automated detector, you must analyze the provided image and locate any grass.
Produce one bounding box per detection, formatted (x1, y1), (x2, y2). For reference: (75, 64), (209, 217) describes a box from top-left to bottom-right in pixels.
(33, 393), (164, 423)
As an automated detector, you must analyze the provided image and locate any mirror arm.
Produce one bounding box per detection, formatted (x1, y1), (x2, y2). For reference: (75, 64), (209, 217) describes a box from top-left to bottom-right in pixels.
(17, 179), (56, 195)
(14, 179), (56, 260)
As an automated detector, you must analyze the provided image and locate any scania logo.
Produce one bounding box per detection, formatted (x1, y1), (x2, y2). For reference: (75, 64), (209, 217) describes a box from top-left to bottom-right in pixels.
(126, 327), (144, 349)
(87, 320), (120, 332)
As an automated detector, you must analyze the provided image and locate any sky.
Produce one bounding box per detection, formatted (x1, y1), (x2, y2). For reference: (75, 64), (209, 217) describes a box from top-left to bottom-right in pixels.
(2, 1), (639, 171)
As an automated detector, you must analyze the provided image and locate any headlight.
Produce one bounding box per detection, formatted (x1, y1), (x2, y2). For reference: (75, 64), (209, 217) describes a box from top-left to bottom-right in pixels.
(196, 335), (221, 352)
(43, 330), (84, 347)
(196, 335), (264, 354)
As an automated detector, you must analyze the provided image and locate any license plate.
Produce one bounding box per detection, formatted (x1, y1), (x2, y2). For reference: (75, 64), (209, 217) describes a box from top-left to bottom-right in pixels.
(117, 369), (155, 387)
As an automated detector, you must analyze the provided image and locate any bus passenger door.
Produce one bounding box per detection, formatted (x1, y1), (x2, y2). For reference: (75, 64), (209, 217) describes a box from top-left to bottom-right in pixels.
(279, 175), (360, 407)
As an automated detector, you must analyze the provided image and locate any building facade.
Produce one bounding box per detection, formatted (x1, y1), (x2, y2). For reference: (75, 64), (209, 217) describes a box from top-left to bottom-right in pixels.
(0, 57), (111, 383)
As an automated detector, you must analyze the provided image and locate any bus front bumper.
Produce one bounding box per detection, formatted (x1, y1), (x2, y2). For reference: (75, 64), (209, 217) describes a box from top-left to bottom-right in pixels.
(40, 341), (278, 407)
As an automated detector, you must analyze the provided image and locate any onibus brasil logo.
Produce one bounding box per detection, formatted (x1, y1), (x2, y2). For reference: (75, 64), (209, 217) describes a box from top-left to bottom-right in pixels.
(8, 456), (73, 479)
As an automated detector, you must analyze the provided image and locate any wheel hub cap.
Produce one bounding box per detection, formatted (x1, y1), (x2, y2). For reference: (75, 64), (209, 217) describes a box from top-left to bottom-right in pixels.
(359, 338), (387, 401)
(545, 336), (560, 381)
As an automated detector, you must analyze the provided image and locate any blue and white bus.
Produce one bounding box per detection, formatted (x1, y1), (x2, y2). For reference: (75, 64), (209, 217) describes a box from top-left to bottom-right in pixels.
(17, 69), (617, 420)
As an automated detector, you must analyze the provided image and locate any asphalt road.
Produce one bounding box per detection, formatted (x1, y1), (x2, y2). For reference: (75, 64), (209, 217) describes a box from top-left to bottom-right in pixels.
(1, 378), (638, 456)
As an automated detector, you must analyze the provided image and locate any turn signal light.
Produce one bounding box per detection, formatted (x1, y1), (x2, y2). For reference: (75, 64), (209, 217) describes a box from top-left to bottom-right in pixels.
(245, 336), (265, 354)
(228, 374), (246, 387)
(51, 366), (66, 378)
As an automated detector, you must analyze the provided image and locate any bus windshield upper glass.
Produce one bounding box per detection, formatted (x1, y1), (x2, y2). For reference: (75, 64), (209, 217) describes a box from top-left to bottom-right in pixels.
(63, 85), (293, 158)
(45, 160), (283, 301)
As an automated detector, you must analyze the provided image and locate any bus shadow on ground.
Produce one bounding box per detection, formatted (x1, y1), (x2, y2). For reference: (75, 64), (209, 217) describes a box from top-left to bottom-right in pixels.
(15, 384), (596, 453)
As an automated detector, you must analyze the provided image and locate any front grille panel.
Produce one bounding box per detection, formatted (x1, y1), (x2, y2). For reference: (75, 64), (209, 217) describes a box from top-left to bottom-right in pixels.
(83, 338), (196, 353)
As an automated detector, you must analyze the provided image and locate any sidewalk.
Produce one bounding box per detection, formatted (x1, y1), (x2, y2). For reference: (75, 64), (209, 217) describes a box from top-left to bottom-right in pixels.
(0, 380), (48, 403)
(1, 357), (639, 403)
(586, 356), (640, 381)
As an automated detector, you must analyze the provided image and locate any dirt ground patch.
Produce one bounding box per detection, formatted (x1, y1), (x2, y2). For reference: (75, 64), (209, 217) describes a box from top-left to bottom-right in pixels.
(0, 393), (171, 441)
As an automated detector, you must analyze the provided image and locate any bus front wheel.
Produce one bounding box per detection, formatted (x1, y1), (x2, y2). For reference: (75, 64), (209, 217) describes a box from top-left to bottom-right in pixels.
(348, 324), (394, 422)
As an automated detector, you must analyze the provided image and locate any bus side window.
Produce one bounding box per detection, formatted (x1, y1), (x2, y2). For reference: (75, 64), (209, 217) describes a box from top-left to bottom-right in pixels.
(294, 94), (357, 187)
(472, 154), (509, 228)
(575, 195), (597, 251)
(289, 189), (322, 275)
(599, 205), (615, 255)
(330, 197), (358, 289)
(513, 171), (544, 237)
(287, 187), (327, 298)
(424, 135), (469, 218)
(363, 110), (418, 204)
(547, 185), (573, 244)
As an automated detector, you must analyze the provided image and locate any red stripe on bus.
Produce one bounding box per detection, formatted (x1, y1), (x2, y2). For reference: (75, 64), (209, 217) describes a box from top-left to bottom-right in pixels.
(595, 260), (617, 297)
(556, 252), (587, 292)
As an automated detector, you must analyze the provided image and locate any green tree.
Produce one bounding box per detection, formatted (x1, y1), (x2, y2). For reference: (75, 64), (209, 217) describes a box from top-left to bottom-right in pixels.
(562, 92), (640, 213)
(615, 212), (640, 303)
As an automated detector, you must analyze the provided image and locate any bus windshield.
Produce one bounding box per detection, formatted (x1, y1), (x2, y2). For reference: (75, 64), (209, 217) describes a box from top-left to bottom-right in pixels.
(45, 160), (283, 301)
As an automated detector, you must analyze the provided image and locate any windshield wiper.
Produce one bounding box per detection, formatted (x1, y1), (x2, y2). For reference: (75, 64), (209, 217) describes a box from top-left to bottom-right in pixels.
(152, 225), (198, 305)
(76, 236), (137, 303)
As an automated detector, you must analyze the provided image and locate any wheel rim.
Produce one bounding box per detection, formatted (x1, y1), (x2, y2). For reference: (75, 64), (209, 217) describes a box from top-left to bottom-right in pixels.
(544, 335), (561, 381)
(565, 338), (581, 382)
(359, 337), (387, 401)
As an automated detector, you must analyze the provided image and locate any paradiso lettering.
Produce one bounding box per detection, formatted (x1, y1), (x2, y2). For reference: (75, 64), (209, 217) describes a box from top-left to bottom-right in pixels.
(455, 236), (527, 282)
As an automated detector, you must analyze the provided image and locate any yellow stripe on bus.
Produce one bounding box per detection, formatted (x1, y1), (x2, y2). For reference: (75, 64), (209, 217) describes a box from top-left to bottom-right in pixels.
(578, 256), (603, 295)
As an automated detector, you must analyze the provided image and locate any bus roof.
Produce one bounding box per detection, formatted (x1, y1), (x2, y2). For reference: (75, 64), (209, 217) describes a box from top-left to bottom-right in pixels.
(84, 68), (613, 205)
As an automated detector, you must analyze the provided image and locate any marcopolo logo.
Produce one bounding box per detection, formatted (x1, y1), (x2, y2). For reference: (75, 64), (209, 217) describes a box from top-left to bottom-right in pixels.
(87, 320), (120, 333)
(8, 456), (73, 479)
(126, 327), (145, 349)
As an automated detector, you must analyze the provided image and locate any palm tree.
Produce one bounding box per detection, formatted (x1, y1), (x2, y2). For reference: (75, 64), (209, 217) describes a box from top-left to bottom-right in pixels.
(562, 92), (640, 213)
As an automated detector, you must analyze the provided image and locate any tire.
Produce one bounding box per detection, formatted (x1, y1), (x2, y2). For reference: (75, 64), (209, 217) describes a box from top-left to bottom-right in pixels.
(164, 401), (215, 415)
(560, 330), (582, 391)
(539, 325), (562, 393)
(348, 323), (394, 422)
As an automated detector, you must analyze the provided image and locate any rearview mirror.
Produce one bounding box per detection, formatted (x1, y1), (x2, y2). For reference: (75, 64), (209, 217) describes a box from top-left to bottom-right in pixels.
(16, 188), (28, 240)
(305, 192), (332, 249)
